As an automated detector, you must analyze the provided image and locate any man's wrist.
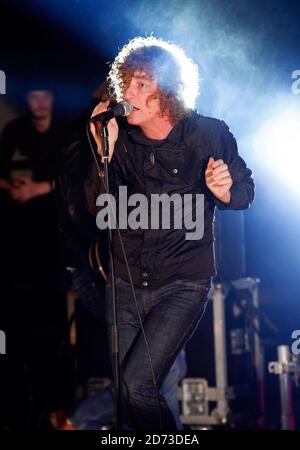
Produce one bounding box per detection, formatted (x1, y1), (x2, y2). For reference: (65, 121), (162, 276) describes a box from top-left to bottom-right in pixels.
(217, 191), (231, 204)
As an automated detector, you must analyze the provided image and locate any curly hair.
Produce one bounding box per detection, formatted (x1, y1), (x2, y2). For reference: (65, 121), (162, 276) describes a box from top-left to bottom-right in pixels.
(107, 36), (199, 125)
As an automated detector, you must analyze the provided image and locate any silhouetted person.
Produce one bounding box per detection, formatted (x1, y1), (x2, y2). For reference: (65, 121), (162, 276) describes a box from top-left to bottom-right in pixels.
(0, 86), (72, 430)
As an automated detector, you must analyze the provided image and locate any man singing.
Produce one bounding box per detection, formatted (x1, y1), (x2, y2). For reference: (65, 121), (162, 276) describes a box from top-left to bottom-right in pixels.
(86, 36), (254, 430)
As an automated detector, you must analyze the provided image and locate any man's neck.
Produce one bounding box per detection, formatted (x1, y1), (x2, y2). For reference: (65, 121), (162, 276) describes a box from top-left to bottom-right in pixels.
(141, 117), (173, 140)
(32, 114), (52, 133)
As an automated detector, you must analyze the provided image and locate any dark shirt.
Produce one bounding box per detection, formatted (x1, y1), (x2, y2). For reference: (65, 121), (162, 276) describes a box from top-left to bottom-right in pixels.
(0, 114), (66, 182)
(0, 114), (68, 288)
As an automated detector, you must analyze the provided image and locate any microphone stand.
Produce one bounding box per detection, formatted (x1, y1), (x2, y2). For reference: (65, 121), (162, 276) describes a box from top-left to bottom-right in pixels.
(101, 121), (121, 430)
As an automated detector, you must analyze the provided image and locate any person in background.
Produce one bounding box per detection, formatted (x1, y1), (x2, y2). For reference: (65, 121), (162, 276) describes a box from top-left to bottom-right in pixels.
(0, 84), (72, 430)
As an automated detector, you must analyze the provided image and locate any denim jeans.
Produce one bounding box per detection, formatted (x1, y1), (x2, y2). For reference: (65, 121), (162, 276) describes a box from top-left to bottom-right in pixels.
(105, 276), (210, 430)
(70, 349), (187, 430)
(69, 268), (188, 429)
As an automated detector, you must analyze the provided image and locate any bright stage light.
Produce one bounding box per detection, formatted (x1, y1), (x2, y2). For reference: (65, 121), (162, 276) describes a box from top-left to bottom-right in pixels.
(251, 108), (300, 195)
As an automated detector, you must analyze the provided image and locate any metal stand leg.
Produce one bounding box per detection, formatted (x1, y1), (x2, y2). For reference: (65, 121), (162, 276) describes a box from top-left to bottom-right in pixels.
(212, 283), (229, 422)
(278, 346), (293, 430)
(269, 345), (296, 430)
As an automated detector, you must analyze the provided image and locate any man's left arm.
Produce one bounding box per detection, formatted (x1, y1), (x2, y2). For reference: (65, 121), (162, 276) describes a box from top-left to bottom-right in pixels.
(205, 121), (254, 210)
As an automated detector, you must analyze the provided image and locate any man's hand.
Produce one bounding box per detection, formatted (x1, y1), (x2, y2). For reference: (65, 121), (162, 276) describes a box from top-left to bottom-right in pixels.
(90, 100), (119, 162)
(9, 177), (52, 203)
(0, 179), (12, 190)
(205, 157), (233, 204)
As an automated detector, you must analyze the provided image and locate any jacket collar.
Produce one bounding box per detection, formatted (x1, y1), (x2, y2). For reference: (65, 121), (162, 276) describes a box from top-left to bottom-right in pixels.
(127, 110), (199, 147)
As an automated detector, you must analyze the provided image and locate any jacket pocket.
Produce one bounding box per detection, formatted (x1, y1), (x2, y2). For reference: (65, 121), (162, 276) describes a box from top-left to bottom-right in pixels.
(155, 146), (186, 185)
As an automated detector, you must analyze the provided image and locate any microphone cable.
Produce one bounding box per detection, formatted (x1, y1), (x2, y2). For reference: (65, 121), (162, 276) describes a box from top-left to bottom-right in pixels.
(86, 123), (164, 430)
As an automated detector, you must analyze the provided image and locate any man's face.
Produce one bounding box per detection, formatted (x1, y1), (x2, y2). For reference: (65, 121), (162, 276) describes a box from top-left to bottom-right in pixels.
(26, 90), (53, 119)
(123, 71), (161, 127)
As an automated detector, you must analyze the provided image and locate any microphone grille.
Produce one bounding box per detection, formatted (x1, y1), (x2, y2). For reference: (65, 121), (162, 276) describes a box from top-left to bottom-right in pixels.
(121, 101), (133, 116)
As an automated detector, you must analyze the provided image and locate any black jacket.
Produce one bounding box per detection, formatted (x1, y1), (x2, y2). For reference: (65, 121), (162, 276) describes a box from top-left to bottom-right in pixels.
(85, 112), (254, 287)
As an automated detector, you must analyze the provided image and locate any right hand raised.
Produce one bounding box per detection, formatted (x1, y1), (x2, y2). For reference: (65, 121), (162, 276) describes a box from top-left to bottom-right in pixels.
(90, 100), (119, 162)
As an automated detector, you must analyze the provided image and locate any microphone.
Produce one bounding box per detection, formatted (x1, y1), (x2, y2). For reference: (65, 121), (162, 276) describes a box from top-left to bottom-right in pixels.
(89, 101), (133, 123)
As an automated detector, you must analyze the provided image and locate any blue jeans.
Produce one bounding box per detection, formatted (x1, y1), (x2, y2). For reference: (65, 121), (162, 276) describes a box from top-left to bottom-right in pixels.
(70, 349), (187, 430)
(105, 276), (210, 430)
(69, 268), (187, 429)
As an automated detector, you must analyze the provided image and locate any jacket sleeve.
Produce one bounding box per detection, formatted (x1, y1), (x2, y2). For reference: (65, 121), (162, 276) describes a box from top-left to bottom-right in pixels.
(84, 139), (126, 216)
(213, 120), (255, 210)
